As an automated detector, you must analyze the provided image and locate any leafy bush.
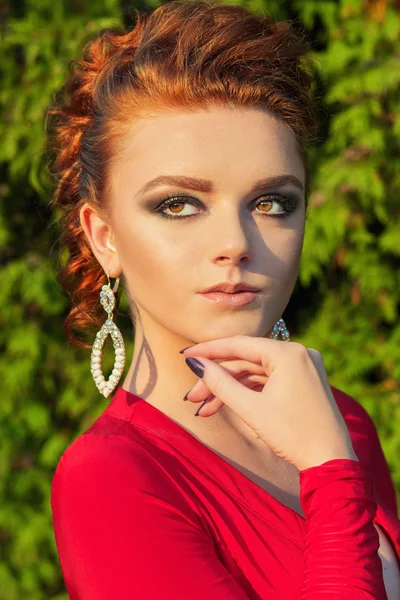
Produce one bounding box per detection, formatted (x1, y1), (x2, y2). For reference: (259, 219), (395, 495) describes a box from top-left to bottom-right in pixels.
(1, 0), (399, 597)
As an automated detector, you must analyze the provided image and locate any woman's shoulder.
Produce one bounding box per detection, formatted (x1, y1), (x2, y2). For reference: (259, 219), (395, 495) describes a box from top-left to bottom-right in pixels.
(50, 414), (205, 538)
(331, 385), (376, 424)
(330, 384), (381, 451)
(51, 414), (173, 502)
(330, 384), (383, 462)
(331, 384), (398, 514)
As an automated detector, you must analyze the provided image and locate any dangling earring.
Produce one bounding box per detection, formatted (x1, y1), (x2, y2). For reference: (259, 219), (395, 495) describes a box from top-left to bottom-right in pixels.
(90, 273), (126, 398)
(269, 318), (290, 341)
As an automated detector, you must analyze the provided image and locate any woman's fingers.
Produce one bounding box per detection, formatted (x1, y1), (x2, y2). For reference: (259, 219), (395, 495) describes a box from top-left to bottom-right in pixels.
(183, 356), (263, 423)
(219, 359), (265, 376)
(185, 359), (266, 401)
(193, 375), (266, 417)
(182, 335), (290, 374)
(181, 336), (355, 469)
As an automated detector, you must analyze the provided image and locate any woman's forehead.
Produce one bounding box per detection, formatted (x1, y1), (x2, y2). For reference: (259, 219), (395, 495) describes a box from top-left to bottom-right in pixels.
(110, 107), (305, 195)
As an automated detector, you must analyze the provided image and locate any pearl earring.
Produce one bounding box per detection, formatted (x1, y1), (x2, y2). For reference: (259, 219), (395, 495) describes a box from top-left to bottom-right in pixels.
(269, 318), (290, 341)
(90, 274), (126, 398)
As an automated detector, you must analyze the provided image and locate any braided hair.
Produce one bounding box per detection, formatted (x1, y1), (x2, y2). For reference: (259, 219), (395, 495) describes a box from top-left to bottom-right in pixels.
(46, 0), (319, 348)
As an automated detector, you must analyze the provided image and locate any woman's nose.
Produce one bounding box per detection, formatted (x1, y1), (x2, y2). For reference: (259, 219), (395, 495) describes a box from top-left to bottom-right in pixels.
(210, 212), (254, 266)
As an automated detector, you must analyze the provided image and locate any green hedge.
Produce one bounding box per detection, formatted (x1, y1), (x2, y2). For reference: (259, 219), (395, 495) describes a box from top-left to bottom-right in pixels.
(1, 0), (399, 597)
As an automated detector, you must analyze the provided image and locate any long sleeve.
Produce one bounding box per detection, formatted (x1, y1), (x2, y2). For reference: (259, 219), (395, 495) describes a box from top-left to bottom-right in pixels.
(299, 458), (387, 599)
(51, 433), (389, 599)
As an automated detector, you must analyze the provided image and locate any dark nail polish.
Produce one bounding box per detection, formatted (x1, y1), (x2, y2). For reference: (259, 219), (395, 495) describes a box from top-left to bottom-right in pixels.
(195, 398), (209, 417)
(183, 390), (190, 401)
(179, 346), (193, 354)
(185, 357), (205, 378)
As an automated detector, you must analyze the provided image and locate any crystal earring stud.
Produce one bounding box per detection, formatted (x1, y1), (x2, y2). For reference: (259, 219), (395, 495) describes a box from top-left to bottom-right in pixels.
(269, 318), (290, 341)
(90, 274), (126, 398)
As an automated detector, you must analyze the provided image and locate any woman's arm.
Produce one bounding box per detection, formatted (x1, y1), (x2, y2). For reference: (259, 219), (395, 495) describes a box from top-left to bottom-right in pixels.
(331, 387), (400, 598)
(363, 409), (400, 599)
(299, 458), (388, 599)
(51, 433), (251, 600)
(51, 433), (391, 599)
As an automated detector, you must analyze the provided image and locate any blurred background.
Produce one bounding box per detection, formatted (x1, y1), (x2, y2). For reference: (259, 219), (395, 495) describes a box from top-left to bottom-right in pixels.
(1, 0), (399, 597)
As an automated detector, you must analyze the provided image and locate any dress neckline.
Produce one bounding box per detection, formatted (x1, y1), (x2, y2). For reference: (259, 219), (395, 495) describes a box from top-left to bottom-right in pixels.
(104, 386), (400, 560)
(105, 385), (307, 546)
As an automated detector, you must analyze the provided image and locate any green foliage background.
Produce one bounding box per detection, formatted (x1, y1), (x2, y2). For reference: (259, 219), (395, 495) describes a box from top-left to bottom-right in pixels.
(0, 0), (399, 597)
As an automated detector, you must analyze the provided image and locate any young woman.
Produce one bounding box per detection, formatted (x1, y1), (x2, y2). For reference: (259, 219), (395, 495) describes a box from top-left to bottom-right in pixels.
(47, 1), (400, 597)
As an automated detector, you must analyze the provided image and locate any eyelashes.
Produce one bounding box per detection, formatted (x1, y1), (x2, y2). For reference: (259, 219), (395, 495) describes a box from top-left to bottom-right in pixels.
(154, 193), (299, 221)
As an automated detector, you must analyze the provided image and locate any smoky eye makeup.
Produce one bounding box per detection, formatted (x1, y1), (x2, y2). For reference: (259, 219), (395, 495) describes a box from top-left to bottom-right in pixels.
(144, 189), (301, 221)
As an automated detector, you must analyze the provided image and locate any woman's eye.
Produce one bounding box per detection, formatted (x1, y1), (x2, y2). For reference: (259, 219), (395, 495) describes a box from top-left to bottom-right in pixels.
(156, 194), (297, 220)
(154, 195), (203, 218)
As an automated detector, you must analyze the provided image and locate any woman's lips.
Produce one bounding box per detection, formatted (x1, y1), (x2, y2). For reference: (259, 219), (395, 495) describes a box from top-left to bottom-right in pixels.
(197, 290), (259, 307)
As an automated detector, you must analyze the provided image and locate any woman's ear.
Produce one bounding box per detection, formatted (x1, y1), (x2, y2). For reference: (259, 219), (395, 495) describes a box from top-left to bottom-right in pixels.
(107, 239), (117, 253)
(79, 203), (122, 277)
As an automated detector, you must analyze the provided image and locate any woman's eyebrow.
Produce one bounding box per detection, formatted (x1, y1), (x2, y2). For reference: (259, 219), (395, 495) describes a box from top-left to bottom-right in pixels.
(137, 174), (304, 196)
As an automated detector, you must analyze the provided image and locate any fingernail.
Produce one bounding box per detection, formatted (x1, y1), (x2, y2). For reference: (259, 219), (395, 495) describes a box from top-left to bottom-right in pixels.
(195, 398), (209, 417)
(179, 346), (193, 354)
(185, 357), (205, 378)
(183, 390), (190, 401)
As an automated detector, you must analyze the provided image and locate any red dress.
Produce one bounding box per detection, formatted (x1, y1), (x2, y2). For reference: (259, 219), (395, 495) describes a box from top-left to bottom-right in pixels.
(51, 385), (400, 599)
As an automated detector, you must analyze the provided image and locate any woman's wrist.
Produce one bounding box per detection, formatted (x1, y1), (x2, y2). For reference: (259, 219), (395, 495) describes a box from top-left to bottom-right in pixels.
(298, 448), (359, 472)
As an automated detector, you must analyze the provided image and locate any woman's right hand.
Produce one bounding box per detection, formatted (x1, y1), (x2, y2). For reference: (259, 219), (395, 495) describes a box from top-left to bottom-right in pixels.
(182, 335), (358, 471)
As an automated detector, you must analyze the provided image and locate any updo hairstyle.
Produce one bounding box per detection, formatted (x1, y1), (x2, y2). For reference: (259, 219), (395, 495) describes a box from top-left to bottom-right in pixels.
(46, 0), (319, 348)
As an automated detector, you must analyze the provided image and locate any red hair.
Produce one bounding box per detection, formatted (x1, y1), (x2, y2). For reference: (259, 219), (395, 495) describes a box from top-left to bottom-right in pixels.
(46, 0), (319, 348)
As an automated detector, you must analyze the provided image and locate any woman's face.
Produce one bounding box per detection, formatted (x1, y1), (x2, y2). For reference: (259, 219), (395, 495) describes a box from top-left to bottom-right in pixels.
(106, 106), (306, 342)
